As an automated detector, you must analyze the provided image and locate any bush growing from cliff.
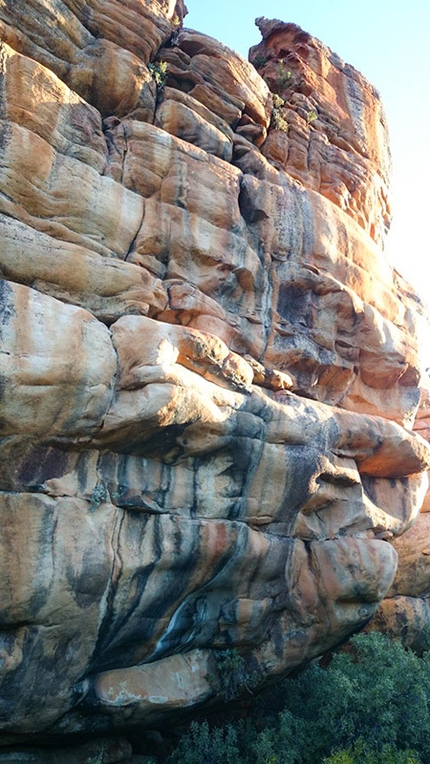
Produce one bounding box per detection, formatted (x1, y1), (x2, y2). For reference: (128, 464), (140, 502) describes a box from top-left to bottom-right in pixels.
(148, 61), (168, 87)
(207, 649), (262, 701)
(164, 632), (430, 764)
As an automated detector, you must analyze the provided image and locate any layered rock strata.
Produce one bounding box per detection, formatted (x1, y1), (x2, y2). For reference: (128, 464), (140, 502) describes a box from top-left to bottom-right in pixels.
(0, 2), (429, 757)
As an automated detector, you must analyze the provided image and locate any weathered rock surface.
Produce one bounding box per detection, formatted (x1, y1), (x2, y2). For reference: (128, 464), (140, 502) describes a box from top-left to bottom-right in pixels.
(365, 509), (430, 653)
(250, 18), (391, 245)
(366, 376), (430, 650)
(1, 1), (430, 758)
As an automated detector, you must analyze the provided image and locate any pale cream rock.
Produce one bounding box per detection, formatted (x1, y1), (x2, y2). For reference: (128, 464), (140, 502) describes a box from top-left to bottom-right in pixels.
(0, 281), (116, 438)
(0, 121), (144, 258)
(155, 98), (233, 161)
(0, 215), (168, 321)
(0, 42), (107, 172)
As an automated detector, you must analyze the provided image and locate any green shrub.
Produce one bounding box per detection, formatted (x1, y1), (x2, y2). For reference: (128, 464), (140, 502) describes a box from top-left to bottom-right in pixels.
(274, 632), (430, 759)
(207, 649), (261, 701)
(148, 61), (168, 88)
(276, 59), (292, 89)
(272, 94), (285, 108)
(270, 94), (288, 132)
(306, 109), (318, 123)
(253, 54), (269, 68)
(168, 721), (241, 764)
(271, 108), (288, 133)
(165, 633), (430, 764)
(322, 740), (422, 763)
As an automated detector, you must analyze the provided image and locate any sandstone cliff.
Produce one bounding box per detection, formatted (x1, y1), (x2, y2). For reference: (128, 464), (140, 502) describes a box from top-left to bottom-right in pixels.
(366, 377), (430, 653)
(0, 2), (429, 760)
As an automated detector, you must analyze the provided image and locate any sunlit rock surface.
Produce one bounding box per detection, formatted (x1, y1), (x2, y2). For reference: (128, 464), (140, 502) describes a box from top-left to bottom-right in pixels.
(1, 2), (430, 757)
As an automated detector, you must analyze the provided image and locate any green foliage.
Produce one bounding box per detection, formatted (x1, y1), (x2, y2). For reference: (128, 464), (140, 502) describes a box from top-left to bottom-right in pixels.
(148, 61), (168, 88)
(168, 721), (241, 764)
(253, 54), (269, 68)
(268, 631), (430, 762)
(276, 59), (292, 89)
(207, 649), (261, 701)
(166, 633), (430, 764)
(306, 109), (318, 124)
(322, 741), (422, 764)
(171, 13), (181, 27)
(272, 94), (285, 109)
(271, 95), (288, 132)
(271, 108), (288, 132)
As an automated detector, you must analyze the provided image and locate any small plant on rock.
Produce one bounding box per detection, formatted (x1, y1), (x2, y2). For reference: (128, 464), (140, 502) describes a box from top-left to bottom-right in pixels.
(272, 109), (288, 133)
(148, 60), (168, 88)
(272, 94), (285, 108)
(271, 93), (288, 132)
(253, 54), (269, 68)
(207, 649), (261, 702)
(306, 108), (318, 124)
(276, 59), (292, 89)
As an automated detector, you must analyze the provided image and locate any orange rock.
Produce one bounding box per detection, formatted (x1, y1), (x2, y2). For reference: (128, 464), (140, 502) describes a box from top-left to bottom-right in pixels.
(0, 0), (430, 748)
(251, 18), (391, 244)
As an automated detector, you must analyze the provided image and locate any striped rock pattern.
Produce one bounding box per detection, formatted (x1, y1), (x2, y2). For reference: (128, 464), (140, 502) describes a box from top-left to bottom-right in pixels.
(0, 1), (430, 755)
(366, 379), (430, 652)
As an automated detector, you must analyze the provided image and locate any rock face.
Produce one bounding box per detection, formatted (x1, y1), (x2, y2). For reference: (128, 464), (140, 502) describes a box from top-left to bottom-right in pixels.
(0, 2), (430, 757)
(367, 378), (430, 652)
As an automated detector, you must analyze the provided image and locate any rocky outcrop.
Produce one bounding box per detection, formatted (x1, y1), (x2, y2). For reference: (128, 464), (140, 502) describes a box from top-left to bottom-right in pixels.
(367, 378), (430, 652)
(250, 18), (391, 245)
(0, 2), (430, 758)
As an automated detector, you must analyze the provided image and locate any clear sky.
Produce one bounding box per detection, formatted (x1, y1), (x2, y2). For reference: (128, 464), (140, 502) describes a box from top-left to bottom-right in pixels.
(184, 1), (430, 309)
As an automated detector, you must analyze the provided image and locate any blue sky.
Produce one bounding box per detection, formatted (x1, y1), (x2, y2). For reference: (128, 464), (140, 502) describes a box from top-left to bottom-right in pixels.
(184, 1), (430, 308)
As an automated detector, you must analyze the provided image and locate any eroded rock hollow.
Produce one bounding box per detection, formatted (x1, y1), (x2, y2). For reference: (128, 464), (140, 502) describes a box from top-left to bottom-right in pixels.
(1, 0), (430, 758)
